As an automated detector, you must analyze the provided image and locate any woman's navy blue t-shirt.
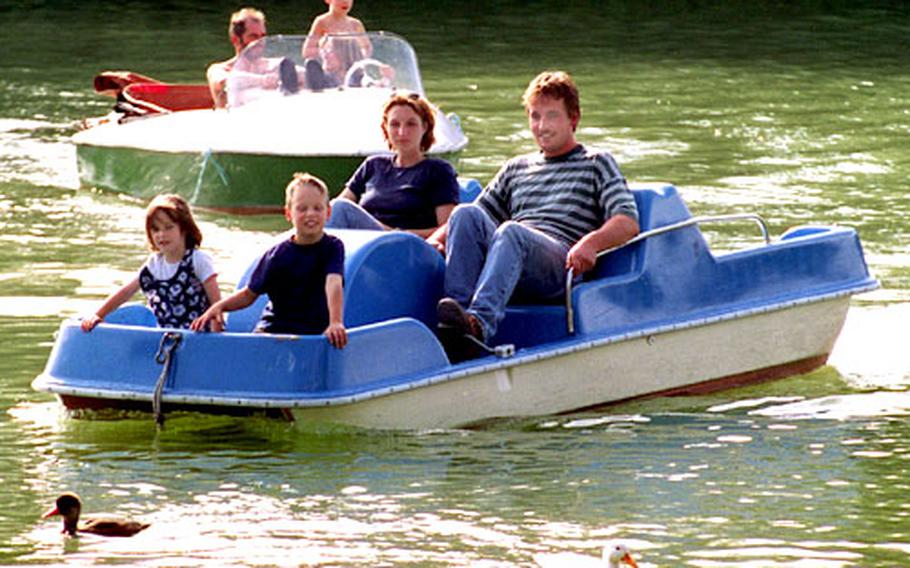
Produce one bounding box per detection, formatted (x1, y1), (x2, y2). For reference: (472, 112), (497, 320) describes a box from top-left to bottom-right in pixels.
(346, 155), (460, 230)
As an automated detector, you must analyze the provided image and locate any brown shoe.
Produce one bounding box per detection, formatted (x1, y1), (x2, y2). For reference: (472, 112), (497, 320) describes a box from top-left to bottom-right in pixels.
(437, 297), (484, 342)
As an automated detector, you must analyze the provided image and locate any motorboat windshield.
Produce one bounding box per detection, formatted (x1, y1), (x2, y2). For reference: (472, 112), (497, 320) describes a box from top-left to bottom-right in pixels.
(227, 32), (423, 109)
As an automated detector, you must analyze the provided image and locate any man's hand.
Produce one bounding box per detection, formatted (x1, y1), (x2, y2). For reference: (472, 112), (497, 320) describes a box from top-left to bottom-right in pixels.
(565, 238), (599, 274)
(566, 214), (640, 274)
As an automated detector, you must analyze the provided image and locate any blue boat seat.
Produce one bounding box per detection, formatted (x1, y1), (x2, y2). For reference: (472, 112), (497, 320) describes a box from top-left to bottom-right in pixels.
(225, 229), (446, 333)
(103, 303), (158, 327)
(104, 184), (696, 349)
(491, 184), (693, 349)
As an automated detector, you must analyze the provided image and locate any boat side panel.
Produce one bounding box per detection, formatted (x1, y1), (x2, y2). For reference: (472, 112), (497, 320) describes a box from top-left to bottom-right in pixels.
(291, 297), (850, 429)
(38, 317), (450, 400)
(40, 321), (329, 395)
(41, 323), (168, 393)
(76, 144), (363, 212)
(574, 226), (873, 336)
(170, 331), (328, 393)
(324, 318), (449, 392)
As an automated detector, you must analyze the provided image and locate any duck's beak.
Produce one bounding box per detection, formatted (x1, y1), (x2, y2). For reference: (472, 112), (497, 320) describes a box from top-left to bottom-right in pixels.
(42, 506), (60, 519)
(622, 553), (639, 568)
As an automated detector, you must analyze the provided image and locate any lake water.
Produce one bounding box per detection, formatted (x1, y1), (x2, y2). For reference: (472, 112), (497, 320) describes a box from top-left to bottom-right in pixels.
(2, 1), (909, 566)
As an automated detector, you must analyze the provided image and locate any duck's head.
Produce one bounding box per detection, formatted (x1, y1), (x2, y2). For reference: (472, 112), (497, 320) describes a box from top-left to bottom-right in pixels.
(603, 542), (638, 567)
(43, 492), (82, 536)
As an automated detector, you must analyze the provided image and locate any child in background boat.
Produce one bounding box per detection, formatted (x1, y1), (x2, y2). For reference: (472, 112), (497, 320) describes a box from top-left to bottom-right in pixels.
(302, 0), (371, 60)
(191, 173), (348, 348)
(81, 194), (223, 332)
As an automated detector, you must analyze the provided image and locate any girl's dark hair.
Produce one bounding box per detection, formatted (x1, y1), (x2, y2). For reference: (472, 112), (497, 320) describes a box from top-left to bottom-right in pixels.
(144, 194), (203, 251)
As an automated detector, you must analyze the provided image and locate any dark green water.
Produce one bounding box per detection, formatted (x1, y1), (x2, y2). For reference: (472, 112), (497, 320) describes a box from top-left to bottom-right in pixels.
(2, 1), (909, 566)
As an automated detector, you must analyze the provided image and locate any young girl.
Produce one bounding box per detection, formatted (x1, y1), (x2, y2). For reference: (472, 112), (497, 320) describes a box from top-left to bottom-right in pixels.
(81, 194), (223, 332)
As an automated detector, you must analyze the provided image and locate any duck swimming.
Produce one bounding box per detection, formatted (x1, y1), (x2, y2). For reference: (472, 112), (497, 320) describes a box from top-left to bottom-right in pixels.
(534, 542), (639, 568)
(603, 542), (638, 567)
(43, 492), (150, 537)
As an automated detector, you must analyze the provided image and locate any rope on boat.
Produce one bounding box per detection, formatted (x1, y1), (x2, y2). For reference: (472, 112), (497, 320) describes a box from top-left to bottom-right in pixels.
(191, 149), (229, 203)
(153, 332), (183, 427)
(464, 334), (515, 358)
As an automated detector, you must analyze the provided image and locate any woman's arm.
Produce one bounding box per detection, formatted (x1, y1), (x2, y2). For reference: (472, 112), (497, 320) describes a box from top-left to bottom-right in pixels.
(426, 221), (448, 254)
(397, 203), (456, 238)
(323, 273), (347, 348)
(81, 276), (141, 332)
(334, 188), (358, 203)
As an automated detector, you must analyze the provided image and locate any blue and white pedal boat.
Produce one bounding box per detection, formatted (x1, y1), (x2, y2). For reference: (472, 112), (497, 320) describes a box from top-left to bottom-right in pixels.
(32, 184), (878, 430)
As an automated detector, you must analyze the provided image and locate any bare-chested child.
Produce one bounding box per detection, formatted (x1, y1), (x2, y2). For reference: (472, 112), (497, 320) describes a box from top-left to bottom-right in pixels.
(302, 0), (371, 59)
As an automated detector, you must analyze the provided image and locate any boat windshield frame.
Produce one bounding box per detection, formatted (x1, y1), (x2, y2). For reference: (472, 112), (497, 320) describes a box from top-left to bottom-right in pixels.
(227, 32), (424, 109)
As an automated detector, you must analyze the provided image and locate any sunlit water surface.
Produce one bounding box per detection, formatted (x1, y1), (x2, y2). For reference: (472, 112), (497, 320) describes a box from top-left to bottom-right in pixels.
(1, 1), (908, 566)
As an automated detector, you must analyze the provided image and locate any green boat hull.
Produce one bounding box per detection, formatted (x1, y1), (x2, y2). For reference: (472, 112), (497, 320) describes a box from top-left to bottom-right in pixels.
(76, 144), (368, 214)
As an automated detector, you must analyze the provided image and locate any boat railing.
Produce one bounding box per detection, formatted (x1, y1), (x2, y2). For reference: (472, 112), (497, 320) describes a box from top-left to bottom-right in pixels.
(564, 213), (771, 334)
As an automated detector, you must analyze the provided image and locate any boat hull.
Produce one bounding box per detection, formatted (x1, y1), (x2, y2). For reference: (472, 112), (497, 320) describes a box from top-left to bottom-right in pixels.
(295, 296), (848, 428)
(76, 144), (370, 214)
(42, 296), (849, 430)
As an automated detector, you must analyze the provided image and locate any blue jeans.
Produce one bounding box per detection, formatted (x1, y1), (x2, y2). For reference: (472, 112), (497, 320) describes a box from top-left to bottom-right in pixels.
(326, 199), (385, 230)
(444, 204), (569, 340)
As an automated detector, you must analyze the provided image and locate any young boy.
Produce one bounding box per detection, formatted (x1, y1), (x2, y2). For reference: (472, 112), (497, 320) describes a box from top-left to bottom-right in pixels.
(302, 0), (371, 59)
(191, 173), (347, 348)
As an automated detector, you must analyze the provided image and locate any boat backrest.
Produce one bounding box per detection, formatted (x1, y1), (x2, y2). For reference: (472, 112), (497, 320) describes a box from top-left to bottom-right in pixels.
(225, 229), (445, 332)
(121, 83), (215, 113)
(103, 303), (158, 326)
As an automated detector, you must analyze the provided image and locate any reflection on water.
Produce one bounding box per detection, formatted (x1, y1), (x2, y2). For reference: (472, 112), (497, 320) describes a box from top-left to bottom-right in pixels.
(8, 398), (910, 566)
(2, 0), (910, 566)
(0, 119), (78, 189)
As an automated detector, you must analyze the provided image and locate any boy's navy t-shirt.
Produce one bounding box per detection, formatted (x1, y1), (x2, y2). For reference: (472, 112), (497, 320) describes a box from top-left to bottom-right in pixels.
(247, 234), (345, 335)
(346, 155), (460, 230)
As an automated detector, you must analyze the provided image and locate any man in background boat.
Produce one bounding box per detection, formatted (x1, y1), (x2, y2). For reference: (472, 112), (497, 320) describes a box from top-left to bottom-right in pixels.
(428, 70), (640, 359)
(207, 7), (276, 108)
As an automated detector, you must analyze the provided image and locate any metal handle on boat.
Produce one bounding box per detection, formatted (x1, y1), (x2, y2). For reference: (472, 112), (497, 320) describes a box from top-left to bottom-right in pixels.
(564, 213), (770, 335)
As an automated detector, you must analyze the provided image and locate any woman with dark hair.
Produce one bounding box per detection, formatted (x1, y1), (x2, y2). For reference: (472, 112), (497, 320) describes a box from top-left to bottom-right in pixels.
(327, 92), (460, 238)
